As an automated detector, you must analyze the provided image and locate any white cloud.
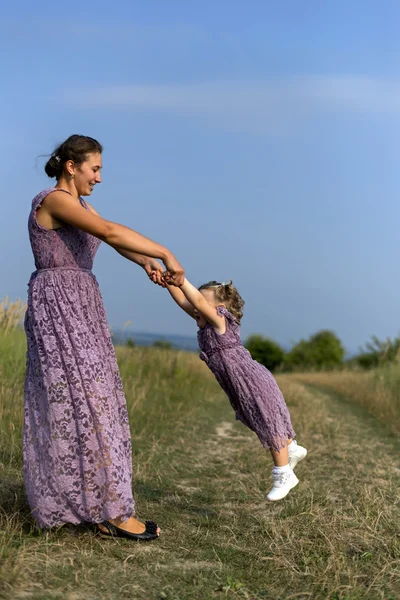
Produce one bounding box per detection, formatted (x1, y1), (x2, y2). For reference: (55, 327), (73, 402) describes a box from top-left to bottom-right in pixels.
(63, 76), (400, 134)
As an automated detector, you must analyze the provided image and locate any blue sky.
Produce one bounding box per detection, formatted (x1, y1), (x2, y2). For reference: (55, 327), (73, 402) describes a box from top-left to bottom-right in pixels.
(1, 1), (400, 353)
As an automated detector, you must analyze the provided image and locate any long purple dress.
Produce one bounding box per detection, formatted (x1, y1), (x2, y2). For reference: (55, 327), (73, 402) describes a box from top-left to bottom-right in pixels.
(198, 306), (295, 451)
(24, 187), (134, 528)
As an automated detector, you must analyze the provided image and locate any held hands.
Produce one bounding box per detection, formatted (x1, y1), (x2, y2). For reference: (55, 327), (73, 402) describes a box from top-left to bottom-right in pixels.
(144, 260), (167, 287)
(162, 255), (185, 287)
(144, 256), (185, 287)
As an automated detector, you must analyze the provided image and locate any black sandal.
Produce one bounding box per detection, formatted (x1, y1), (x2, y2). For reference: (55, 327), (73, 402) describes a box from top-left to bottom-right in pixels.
(99, 520), (159, 541)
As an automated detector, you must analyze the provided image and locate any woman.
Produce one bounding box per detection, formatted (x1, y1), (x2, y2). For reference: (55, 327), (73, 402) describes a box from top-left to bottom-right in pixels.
(24, 134), (183, 540)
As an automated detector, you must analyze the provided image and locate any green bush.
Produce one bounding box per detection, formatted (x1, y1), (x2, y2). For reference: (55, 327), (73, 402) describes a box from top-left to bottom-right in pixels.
(349, 335), (400, 369)
(126, 337), (136, 348)
(152, 339), (173, 350)
(244, 335), (285, 372)
(285, 330), (345, 371)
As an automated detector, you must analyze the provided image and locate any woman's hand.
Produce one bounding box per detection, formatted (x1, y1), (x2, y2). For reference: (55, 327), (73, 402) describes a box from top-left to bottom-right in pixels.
(144, 259), (167, 287)
(163, 255), (185, 286)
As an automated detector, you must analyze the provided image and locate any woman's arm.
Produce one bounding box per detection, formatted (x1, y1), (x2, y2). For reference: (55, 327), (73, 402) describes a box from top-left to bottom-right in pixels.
(84, 201), (162, 278)
(115, 249), (166, 286)
(115, 248), (150, 267)
(178, 279), (225, 329)
(85, 202), (155, 269)
(43, 191), (184, 284)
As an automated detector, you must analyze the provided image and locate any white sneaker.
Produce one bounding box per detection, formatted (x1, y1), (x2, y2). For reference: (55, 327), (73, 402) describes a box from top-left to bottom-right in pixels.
(266, 469), (299, 502)
(288, 443), (308, 470)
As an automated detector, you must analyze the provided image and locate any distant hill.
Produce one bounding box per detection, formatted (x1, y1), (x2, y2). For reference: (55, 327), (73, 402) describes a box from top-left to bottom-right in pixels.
(112, 330), (199, 352)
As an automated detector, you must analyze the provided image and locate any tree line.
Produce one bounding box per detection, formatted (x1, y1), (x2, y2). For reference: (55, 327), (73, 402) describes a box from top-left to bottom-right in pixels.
(244, 331), (400, 372)
(123, 330), (400, 372)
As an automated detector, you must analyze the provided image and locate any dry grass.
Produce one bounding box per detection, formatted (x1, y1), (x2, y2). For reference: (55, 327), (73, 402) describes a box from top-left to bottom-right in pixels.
(0, 310), (400, 599)
(290, 368), (400, 434)
(0, 298), (26, 335)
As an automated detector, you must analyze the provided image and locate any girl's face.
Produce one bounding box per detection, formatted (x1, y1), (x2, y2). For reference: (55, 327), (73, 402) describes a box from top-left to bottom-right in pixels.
(69, 152), (103, 196)
(194, 288), (220, 329)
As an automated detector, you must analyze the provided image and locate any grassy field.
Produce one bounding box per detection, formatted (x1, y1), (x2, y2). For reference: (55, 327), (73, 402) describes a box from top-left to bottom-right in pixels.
(1, 310), (400, 599)
(288, 368), (400, 435)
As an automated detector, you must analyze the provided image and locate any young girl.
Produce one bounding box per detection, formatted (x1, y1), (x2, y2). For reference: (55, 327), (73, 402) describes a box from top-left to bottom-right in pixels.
(165, 277), (307, 501)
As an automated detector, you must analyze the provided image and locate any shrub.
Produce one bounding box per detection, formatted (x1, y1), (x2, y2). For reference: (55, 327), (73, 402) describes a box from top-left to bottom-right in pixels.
(285, 330), (345, 371)
(244, 335), (285, 372)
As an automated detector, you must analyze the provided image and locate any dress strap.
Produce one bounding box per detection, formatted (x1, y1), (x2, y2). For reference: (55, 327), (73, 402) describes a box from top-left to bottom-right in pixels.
(79, 197), (91, 211)
(31, 187), (72, 210)
(216, 305), (237, 323)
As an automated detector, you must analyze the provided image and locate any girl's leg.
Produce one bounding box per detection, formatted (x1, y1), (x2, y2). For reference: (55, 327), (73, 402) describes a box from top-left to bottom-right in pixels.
(269, 445), (289, 467)
(287, 438), (308, 469)
(266, 439), (298, 502)
(269, 438), (294, 466)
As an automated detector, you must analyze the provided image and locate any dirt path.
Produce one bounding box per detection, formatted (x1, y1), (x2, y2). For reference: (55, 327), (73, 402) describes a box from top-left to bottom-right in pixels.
(190, 376), (400, 599)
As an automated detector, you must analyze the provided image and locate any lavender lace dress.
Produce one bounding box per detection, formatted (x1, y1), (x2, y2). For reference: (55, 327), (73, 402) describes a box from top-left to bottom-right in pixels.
(198, 306), (295, 451)
(23, 188), (134, 528)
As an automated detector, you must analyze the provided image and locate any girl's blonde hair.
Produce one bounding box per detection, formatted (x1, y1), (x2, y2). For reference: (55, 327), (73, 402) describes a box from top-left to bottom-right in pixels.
(198, 280), (245, 324)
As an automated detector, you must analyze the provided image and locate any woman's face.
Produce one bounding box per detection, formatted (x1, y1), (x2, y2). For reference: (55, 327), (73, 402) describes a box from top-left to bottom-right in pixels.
(73, 152), (102, 196)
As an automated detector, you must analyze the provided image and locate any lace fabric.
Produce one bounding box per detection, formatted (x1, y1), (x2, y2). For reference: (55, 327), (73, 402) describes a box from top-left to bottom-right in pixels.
(197, 306), (295, 451)
(24, 188), (134, 528)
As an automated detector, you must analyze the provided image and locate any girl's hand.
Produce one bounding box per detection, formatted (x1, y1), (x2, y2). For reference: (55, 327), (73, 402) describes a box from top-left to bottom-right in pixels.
(144, 260), (167, 287)
(163, 255), (185, 286)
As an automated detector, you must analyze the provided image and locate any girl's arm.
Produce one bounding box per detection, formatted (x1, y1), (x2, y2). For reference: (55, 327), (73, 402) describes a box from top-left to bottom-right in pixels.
(43, 191), (184, 285)
(179, 279), (225, 329)
(166, 283), (196, 318)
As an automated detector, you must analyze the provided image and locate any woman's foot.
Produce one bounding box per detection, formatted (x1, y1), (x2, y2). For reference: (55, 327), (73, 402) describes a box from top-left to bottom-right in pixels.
(98, 517), (160, 537)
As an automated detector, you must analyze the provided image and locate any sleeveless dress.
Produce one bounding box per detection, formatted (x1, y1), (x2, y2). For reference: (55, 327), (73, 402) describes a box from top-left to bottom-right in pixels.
(198, 306), (295, 451)
(23, 187), (135, 528)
